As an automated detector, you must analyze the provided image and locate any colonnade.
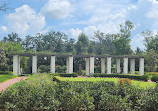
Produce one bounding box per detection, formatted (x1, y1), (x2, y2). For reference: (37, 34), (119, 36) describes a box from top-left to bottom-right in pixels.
(13, 55), (144, 76)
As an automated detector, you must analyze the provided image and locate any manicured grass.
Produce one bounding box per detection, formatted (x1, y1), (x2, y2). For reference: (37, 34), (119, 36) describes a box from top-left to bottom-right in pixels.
(55, 76), (156, 88)
(0, 74), (18, 83)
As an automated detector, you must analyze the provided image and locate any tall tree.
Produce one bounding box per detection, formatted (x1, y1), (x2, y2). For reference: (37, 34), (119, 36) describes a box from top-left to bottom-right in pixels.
(113, 20), (134, 55)
(75, 33), (89, 54)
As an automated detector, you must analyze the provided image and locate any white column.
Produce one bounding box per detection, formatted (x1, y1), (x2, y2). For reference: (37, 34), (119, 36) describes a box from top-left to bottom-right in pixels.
(107, 57), (111, 74)
(85, 58), (90, 75)
(69, 56), (73, 74)
(13, 55), (20, 75)
(101, 58), (105, 73)
(116, 58), (121, 74)
(139, 58), (144, 75)
(50, 56), (56, 73)
(123, 58), (128, 74)
(90, 57), (94, 75)
(32, 56), (37, 74)
(130, 59), (135, 74)
(66, 57), (69, 73)
(18, 56), (21, 75)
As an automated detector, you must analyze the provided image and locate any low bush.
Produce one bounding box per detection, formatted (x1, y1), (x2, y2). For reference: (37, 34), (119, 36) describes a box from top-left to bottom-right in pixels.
(93, 73), (150, 81)
(59, 73), (78, 77)
(0, 74), (158, 111)
(146, 72), (158, 75)
(0, 71), (13, 75)
(151, 75), (158, 82)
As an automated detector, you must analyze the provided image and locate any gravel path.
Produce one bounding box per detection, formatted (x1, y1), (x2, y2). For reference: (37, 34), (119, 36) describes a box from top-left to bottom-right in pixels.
(0, 76), (27, 92)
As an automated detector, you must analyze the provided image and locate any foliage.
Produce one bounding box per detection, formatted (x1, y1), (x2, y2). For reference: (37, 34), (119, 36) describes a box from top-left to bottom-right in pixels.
(0, 48), (7, 70)
(117, 78), (132, 86)
(0, 74), (158, 111)
(0, 74), (60, 111)
(113, 20), (134, 55)
(145, 50), (158, 72)
(93, 73), (150, 81)
(151, 75), (158, 82)
(59, 73), (78, 77)
(0, 71), (13, 75)
(54, 76), (156, 88)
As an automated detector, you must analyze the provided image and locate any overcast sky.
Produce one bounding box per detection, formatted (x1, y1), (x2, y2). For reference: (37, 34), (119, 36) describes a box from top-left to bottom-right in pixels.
(0, 0), (158, 50)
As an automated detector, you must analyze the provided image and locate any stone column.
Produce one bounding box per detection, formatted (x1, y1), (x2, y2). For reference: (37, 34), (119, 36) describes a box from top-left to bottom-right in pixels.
(32, 56), (37, 74)
(90, 57), (94, 75)
(107, 57), (111, 74)
(50, 56), (56, 73)
(68, 56), (73, 74)
(116, 58), (121, 74)
(13, 55), (20, 75)
(123, 58), (128, 74)
(66, 57), (69, 73)
(130, 59), (135, 74)
(101, 58), (105, 73)
(139, 58), (144, 75)
(18, 56), (21, 75)
(85, 58), (90, 75)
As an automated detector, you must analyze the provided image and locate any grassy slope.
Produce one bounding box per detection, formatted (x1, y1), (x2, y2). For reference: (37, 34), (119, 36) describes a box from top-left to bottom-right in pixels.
(0, 75), (18, 83)
(55, 76), (156, 88)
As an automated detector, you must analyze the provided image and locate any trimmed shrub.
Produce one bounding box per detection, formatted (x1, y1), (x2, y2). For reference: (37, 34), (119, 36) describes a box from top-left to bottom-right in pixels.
(59, 73), (78, 77)
(151, 75), (158, 82)
(0, 74), (60, 111)
(0, 71), (13, 75)
(93, 74), (150, 81)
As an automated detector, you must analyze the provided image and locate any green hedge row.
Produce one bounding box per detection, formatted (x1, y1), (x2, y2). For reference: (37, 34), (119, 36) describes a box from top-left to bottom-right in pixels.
(151, 75), (158, 82)
(0, 74), (157, 111)
(93, 74), (150, 81)
(50, 73), (78, 77)
(0, 71), (13, 75)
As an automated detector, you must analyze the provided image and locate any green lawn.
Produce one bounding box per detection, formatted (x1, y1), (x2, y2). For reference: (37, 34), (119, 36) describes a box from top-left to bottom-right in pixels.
(0, 75), (18, 83)
(55, 76), (156, 88)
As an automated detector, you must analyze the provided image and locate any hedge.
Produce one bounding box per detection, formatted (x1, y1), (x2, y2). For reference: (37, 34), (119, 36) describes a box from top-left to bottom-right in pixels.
(0, 71), (13, 75)
(93, 74), (150, 81)
(0, 74), (158, 111)
(59, 73), (78, 77)
(151, 75), (158, 82)
(50, 73), (78, 77)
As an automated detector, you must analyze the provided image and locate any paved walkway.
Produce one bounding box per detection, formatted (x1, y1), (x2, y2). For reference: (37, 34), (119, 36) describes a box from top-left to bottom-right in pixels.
(0, 76), (27, 92)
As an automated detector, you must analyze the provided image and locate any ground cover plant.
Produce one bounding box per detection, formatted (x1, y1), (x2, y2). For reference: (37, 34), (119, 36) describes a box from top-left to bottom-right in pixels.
(54, 76), (156, 88)
(0, 74), (18, 83)
(0, 74), (158, 111)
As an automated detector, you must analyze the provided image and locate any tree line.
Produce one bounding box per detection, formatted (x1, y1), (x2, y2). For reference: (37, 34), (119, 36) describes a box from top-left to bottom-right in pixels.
(0, 20), (158, 73)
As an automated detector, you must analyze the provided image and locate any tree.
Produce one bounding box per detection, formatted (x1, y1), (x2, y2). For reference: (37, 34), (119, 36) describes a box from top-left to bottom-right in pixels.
(113, 20), (134, 55)
(143, 30), (158, 53)
(93, 31), (116, 55)
(75, 33), (89, 54)
(0, 48), (7, 71)
(145, 50), (158, 72)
